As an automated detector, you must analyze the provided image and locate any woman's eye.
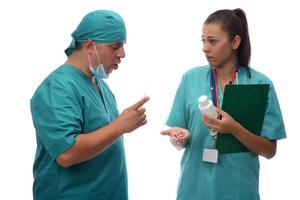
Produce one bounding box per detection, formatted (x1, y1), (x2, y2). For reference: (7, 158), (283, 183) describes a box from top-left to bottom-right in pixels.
(201, 38), (218, 45)
(209, 39), (217, 45)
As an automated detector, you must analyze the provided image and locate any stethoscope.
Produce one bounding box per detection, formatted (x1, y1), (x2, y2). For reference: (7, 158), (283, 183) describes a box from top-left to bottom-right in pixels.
(210, 66), (251, 107)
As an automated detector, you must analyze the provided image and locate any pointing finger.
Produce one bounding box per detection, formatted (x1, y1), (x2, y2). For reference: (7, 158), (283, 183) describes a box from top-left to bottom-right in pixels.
(130, 96), (150, 110)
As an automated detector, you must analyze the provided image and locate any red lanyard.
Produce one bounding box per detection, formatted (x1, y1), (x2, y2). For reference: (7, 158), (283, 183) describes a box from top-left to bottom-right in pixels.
(211, 67), (237, 108)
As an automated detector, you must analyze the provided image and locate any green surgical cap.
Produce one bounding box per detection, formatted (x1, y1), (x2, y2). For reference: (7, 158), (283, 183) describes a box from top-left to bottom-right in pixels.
(65, 10), (126, 57)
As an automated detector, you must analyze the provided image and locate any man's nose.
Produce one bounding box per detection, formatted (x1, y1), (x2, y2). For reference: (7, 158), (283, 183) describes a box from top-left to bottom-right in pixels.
(117, 46), (125, 58)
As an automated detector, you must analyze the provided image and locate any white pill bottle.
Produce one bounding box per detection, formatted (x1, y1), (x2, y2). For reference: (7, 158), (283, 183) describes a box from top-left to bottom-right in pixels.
(198, 95), (218, 136)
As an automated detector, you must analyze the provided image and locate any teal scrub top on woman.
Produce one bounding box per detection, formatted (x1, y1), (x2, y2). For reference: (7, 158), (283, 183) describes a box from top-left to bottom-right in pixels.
(167, 65), (286, 200)
(30, 64), (128, 200)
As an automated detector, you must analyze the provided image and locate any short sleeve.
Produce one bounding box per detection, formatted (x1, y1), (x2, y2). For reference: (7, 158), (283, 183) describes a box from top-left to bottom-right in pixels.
(30, 78), (83, 159)
(166, 74), (188, 129)
(261, 83), (286, 140)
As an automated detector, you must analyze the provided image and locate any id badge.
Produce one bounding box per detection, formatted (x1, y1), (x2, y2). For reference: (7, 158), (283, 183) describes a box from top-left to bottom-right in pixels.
(202, 148), (218, 164)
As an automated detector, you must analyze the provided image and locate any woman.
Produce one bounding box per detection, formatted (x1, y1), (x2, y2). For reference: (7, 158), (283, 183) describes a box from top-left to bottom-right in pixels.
(161, 8), (286, 200)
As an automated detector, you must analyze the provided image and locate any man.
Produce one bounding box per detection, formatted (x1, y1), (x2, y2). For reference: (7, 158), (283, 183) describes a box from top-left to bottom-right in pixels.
(30, 10), (149, 200)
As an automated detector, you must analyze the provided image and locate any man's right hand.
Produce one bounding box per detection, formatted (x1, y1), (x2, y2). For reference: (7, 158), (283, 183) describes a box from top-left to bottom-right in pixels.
(116, 96), (150, 134)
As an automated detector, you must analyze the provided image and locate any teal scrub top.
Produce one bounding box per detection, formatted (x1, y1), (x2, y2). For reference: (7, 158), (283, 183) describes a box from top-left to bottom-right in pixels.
(167, 65), (286, 200)
(30, 64), (128, 200)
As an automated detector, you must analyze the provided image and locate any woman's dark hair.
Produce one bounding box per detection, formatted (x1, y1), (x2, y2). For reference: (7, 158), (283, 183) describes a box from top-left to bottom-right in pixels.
(204, 8), (251, 67)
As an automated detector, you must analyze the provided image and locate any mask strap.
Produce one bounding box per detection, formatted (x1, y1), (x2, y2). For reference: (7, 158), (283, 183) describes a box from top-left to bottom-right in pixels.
(94, 44), (101, 66)
(87, 54), (92, 67)
(87, 54), (96, 76)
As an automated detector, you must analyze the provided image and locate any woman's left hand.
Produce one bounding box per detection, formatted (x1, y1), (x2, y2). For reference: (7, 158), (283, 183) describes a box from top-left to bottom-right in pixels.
(202, 107), (240, 134)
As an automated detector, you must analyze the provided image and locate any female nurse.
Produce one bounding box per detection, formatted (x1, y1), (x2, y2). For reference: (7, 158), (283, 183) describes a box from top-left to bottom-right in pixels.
(161, 8), (286, 200)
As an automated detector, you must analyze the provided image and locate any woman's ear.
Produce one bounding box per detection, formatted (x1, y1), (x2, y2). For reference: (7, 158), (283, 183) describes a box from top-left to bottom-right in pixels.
(231, 35), (241, 50)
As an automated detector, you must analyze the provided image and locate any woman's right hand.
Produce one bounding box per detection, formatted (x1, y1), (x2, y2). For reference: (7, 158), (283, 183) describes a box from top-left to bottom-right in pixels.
(161, 127), (190, 149)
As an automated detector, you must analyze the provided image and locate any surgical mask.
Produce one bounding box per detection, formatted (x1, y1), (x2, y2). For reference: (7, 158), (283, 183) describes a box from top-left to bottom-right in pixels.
(87, 45), (108, 79)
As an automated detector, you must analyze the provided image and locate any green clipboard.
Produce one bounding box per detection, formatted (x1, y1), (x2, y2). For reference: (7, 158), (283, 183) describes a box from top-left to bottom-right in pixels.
(216, 84), (270, 154)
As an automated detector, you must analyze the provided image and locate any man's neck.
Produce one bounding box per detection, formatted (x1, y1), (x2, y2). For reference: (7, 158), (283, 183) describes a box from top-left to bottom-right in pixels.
(65, 53), (92, 78)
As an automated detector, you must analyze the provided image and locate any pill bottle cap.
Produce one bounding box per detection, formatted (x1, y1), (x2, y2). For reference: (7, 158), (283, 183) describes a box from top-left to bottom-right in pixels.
(198, 95), (209, 108)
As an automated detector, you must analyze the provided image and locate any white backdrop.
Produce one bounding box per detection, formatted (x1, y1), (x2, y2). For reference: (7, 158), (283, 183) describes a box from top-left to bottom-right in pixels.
(0, 0), (299, 199)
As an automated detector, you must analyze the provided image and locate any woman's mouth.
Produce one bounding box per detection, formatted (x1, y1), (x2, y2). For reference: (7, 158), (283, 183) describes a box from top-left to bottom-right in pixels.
(206, 56), (214, 60)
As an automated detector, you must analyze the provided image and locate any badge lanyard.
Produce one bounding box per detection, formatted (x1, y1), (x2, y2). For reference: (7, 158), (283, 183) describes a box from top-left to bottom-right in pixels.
(210, 67), (238, 146)
(203, 66), (250, 163)
(202, 67), (238, 164)
(210, 67), (238, 108)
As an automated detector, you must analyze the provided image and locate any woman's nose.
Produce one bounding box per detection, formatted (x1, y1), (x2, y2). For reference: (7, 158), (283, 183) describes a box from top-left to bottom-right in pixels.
(202, 43), (210, 53)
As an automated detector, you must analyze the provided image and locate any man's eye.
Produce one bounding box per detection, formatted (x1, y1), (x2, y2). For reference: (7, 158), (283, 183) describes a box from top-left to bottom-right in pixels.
(111, 45), (121, 50)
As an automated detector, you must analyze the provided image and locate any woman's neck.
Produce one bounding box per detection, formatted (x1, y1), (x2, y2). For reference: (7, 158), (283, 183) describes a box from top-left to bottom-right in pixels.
(216, 66), (235, 81)
(214, 59), (237, 81)
(213, 60), (238, 92)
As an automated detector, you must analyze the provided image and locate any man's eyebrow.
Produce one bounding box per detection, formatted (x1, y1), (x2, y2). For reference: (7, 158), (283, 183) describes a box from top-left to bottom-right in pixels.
(110, 42), (124, 45)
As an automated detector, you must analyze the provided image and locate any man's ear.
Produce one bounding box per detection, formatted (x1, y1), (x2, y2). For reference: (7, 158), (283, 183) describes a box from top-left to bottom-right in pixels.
(83, 40), (95, 55)
(231, 35), (241, 50)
